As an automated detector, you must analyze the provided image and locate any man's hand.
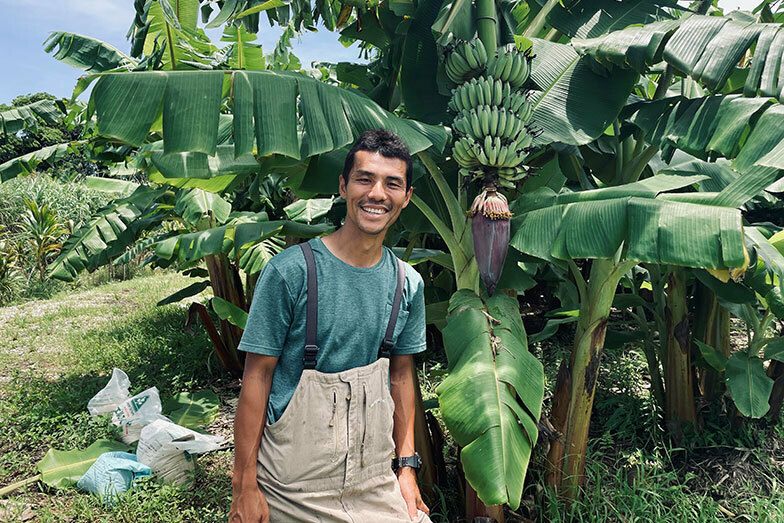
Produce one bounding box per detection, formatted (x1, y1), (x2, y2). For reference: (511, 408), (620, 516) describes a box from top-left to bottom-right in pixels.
(229, 487), (270, 523)
(397, 467), (429, 521)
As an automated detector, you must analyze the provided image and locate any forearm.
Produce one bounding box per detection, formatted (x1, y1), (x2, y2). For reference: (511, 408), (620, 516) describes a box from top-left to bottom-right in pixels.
(389, 354), (416, 457)
(232, 354), (276, 491)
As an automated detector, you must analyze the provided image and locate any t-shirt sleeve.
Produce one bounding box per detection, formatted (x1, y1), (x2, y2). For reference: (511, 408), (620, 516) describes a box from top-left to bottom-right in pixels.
(237, 262), (293, 356)
(392, 267), (427, 355)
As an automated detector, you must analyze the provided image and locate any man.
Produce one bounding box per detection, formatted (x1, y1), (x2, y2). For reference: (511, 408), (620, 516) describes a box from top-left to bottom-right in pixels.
(230, 129), (431, 522)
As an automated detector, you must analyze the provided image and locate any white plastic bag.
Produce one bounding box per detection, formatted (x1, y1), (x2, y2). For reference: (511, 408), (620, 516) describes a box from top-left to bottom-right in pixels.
(136, 419), (223, 486)
(87, 368), (131, 417)
(111, 387), (167, 444)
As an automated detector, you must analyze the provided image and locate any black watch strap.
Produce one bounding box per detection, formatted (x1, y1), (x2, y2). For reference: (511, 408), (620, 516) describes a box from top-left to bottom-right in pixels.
(391, 452), (422, 472)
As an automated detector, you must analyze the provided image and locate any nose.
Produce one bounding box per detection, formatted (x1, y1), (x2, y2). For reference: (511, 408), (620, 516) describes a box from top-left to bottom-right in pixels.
(367, 179), (387, 201)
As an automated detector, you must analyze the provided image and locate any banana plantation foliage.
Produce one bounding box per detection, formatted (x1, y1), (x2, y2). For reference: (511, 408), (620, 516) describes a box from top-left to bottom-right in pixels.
(4, 0), (784, 517)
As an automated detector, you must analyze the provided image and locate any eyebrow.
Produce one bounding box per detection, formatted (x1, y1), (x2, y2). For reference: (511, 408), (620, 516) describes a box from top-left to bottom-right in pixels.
(353, 170), (405, 184)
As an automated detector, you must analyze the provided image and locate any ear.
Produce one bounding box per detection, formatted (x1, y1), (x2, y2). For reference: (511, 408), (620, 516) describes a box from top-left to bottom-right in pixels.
(401, 185), (413, 209)
(338, 174), (347, 199)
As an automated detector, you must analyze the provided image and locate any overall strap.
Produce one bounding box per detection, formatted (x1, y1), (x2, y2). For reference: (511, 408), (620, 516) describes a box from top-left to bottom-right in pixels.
(379, 258), (406, 360)
(299, 242), (319, 369)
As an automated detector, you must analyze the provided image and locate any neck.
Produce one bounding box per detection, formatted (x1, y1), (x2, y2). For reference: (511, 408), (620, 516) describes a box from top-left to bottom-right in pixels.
(321, 221), (386, 268)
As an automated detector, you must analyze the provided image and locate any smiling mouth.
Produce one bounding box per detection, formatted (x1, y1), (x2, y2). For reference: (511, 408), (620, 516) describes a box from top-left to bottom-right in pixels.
(360, 205), (390, 216)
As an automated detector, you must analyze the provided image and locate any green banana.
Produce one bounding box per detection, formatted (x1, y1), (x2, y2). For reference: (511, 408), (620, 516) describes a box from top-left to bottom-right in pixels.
(496, 143), (508, 166)
(500, 52), (514, 82)
(489, 107), (498, 136)
(482, 79), (492, 107)
(475, 142), (489, 164)
(463, 41), (478, 69)
(497, 109), (507, 138)
(467, 82), (478, 107)
(470, 110), (482, 137)
(507, 54), (522, 87)
(480, 106), (490, 135)
(485, 135), (496, 165)
(475, 38), (488, 64)
(493, 78), (503, 106)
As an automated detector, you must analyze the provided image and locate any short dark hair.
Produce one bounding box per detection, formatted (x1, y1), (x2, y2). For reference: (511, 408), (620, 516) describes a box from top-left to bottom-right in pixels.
(342, 129), (413, 190)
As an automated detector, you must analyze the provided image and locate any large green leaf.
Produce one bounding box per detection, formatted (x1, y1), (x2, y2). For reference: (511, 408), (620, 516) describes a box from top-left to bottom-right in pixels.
(0, 143), (77, 183)
(510, 175), (747, 270)
(528, 38), (638, 146)
(725, 351), (773, 418)
(88, 70), (448, 159)
(399, 0), (450, 124)
(212, 296), (248, 329)
(157, 280), (210, 306)
(573, 15), (774, 93)
(162, 390), (221, 429)
(173, 188), (232, 227)
(221, 25), (266, 70)
(36, 439), (129, 488)
(283, 198), (334, 223)
(436, 290), (544, 509)
(0, 99), (62, 136)
(541, 0), (676, 39)
(48, 186), (166, 281)
(44, 31), (137, 72)
(623, 95), (784, 206)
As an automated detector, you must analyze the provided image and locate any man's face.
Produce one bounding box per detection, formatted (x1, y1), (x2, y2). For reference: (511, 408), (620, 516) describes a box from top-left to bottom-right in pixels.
(339, 150), (412, 237)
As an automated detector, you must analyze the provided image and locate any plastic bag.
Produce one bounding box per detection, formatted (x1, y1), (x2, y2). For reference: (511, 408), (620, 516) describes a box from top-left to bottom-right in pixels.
(87, 368), (131, 417)
(76, 451), (151, 505)
(111, 387), (167, 444)
(137, 419), (223, 486)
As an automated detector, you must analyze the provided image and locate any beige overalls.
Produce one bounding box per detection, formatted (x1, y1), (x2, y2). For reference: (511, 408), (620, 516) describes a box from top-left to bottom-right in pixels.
(257, 243), (431, 522)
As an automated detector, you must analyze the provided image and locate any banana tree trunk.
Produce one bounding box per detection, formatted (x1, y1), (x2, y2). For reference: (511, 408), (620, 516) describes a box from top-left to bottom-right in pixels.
(413, 366), (440, 500)
(205, 252), (247, 373)
(664, 268), (697, 434)
(545, 258), (635, 500)
(695, 282), (730, 399)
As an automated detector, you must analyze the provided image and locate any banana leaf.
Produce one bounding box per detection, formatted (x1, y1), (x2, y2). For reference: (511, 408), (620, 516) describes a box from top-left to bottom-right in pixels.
(541, 0), (676, 39)
(436, 290), (544, 509)
(43, 31), (137, 72)
(162, 390), (221, 430)
(88, 70), (448, 160)
(573, 15), (772, 93)
(0, 143), (78, 182)
(37, 439), (129, 488)
(174, 188), (232, 227)
(48, 186), (167, 281)
(510, 175), (747, 270)
(157, 280), (211, 306)
(0, 99), (62, 136)
(725, 351), (773, 418)
(528, 38), (638, 146)
(212, 296), (248, 329)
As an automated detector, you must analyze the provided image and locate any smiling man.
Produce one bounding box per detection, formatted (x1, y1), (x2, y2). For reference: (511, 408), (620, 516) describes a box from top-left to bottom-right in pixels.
(230, 129), (431, 522)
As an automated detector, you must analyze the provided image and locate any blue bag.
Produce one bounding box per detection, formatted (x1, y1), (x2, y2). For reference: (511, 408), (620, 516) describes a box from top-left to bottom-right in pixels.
(77, 451), (151, 504)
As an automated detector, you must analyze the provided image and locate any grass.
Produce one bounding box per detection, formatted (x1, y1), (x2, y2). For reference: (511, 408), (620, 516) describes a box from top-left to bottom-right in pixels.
(3, 270), (784, 521)
(0, 270), (235, 522)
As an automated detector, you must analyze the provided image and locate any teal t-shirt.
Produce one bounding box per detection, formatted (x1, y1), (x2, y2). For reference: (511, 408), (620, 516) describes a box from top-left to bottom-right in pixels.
(237, 238), (427, 423)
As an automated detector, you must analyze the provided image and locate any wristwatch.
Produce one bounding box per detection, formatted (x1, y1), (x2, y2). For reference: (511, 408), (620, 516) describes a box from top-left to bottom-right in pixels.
(391, 452), (422, 472)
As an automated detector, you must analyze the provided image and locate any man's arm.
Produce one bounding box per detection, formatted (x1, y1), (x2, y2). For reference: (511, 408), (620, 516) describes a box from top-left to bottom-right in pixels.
(229, 352), (278, 523)
(390, 354), (429, 520)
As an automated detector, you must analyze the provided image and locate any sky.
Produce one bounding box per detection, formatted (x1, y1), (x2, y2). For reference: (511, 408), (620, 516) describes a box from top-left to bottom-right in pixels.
(0, 0), (766, 106)
(0, 0), (364, 105)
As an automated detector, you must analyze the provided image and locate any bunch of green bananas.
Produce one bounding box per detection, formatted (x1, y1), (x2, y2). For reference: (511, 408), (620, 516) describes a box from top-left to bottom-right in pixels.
(452, 106), (532, 142)
(444, 39), (489, 84)
(446, 39), (536, 189)
(486, 45), (531, 88)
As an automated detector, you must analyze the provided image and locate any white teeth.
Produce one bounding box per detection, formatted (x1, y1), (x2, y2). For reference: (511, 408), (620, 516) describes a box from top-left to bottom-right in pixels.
(362, 207), (386, 215)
